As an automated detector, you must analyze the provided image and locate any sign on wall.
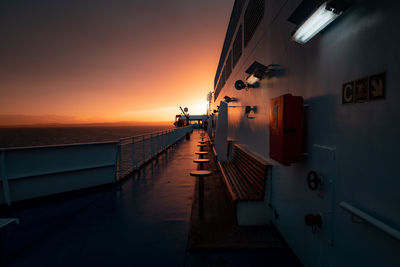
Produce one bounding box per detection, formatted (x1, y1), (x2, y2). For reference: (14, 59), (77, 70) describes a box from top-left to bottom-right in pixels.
(342, 72), (386, 104)
(342, 81), (354, 104)
(369, 73), (386, 100)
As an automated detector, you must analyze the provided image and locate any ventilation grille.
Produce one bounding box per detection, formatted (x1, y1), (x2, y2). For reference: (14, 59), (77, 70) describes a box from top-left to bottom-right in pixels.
(226, 51), (232, 81)
(214, 80), (222, 102)
(232, 25), (242, 68)
(215, 66), (226, 101)
(244, 0), (265, 47)
(214, 0), (246, 88)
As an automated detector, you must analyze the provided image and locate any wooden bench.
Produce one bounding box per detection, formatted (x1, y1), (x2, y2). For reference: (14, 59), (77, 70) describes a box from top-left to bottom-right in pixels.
(217, 144), (271, 225)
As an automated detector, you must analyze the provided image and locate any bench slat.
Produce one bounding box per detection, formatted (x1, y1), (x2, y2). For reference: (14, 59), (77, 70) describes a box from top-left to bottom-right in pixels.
(233, 166), (263, 196)
(218, 161), (238, 201)
(233, 151), (265, 187)
(233, 157), (265, 186)
(234, 148), (267, 173)
(225, 163), (254, 200)
(233, 157), (265, 194)
(223, 163), (245, 200)
(217, 144), (270, 203)
(234, 144), (271, 167)
(233, 153), (265, 182)
(227, 164), (261, 200)
(223, 163), (261, 201)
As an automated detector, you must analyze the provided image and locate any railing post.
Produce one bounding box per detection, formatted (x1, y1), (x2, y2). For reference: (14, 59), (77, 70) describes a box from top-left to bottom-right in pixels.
(142, 135), (145, 164)
(132, 137), (136, 169)
(158, 133), (161, 153)
(157, 133), (160, 153)
(166, 130), (169, 148)
(150, 133), (153, 157)
(164, 131), (166, 149)
(161, 131), (164, 150)
(0, 151), (12, 206)
(118, 143), (122, 181)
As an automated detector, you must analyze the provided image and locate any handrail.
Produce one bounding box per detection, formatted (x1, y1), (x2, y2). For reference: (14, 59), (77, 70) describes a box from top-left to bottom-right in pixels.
(0, 142), (119, 206)
(7, 163), (116, 180)
(0, 125), (193, 205)
(340, 201), (400, 242)
(119, 127), (177, 141)
(0, 141), (119, 151)
(0, 126), (182, 149)
(117, 126), (193, 179)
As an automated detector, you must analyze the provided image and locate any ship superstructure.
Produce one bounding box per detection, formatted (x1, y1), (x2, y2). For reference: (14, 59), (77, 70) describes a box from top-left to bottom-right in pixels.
(208, 0), (400, 266)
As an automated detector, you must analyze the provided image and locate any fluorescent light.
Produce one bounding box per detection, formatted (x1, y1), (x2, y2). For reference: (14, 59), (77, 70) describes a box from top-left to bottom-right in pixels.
(246, 74), (260, 85)
(292, 2), (341, 44)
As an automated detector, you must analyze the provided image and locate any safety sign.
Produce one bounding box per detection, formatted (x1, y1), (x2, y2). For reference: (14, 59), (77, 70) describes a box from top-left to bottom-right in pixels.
(342, 72), (386, 105)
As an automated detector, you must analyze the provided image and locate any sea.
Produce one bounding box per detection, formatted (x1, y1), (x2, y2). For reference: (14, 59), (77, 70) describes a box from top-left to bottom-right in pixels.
(0, 125), (173, 148)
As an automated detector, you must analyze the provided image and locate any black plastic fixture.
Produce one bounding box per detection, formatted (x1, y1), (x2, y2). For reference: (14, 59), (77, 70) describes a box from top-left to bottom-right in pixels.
(224, 96), (238, 103)
(245, 106), (257, 119)
(235, 61), (281, 90)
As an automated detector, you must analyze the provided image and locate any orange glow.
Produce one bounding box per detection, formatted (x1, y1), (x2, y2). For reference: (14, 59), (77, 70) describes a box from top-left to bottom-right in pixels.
(0, 0), (234, 126)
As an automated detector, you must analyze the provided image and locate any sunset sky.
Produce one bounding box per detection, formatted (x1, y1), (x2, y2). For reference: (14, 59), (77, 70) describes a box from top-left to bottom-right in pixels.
(0, 0), (234, 125)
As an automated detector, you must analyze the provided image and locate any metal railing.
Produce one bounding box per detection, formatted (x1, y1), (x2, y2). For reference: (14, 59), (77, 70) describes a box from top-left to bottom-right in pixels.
(0, 126), (193, 205)
(117, 126), (193, 179)
(0, 141), (119, 206)
(340, 201), (400, 242)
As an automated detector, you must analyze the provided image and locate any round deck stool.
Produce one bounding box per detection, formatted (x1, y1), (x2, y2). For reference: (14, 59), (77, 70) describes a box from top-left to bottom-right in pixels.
(195, 151), (208, 159)
(193, 159), (210, 170)
(197, 144), (207, 151)
(190, 170), (212, 219)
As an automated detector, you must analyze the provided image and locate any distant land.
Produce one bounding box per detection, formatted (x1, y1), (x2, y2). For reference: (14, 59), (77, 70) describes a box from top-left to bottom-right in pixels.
(0, 114), (172, 127)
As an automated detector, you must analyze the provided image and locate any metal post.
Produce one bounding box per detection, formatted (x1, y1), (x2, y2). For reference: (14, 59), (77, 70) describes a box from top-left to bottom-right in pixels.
(0, 151), (11, 206)
(142, 135), (145, 164)
(118, 143), (122, 180)
(162, 131), (165, 150)
(155, 133), (157, 154)
(150, 134), (153, 157)
(131, 137), (136, 169)
(198, 177), (204, 219)
(167, 130), (169, 148)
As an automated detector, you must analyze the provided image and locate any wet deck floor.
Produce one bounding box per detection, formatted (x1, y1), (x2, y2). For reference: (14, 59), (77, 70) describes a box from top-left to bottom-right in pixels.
(2, 132), (198, 266)
(1, 130), (302, 266)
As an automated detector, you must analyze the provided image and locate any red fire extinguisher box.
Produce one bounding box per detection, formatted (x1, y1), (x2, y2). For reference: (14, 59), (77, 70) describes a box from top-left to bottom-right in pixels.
(269, 94), (304, 165)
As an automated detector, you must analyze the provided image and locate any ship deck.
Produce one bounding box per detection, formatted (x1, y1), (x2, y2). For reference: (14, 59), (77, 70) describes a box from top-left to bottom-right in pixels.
(1, 130), (301, 266)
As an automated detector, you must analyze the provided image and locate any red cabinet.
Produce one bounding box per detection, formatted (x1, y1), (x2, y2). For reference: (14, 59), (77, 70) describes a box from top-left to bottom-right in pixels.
(269, 94), (304, 165)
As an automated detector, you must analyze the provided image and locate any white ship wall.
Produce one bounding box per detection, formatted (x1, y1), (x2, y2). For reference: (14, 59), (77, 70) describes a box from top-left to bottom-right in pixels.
(212, 0), (400, 266)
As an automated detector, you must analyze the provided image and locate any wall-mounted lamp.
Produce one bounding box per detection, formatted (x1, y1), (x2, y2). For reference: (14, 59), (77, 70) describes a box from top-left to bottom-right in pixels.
(224, 96), (238, 103)
(291, 0), (355, 44)
(245, 61), (280, 85)
(234, 80), (252, 90)
(235, 61), (281, 90)
(245, 106), (257, 119)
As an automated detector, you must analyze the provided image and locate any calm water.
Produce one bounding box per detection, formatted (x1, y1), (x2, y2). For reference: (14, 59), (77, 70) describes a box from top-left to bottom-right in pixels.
(0, 125), (173, 148)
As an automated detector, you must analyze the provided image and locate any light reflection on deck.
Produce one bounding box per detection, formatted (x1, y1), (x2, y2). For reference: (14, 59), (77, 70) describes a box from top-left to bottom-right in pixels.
(2, 132), (198, 266)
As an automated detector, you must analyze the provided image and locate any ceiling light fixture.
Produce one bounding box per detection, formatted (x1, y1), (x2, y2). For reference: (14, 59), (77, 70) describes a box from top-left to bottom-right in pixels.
(291, 0), (355, 44)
